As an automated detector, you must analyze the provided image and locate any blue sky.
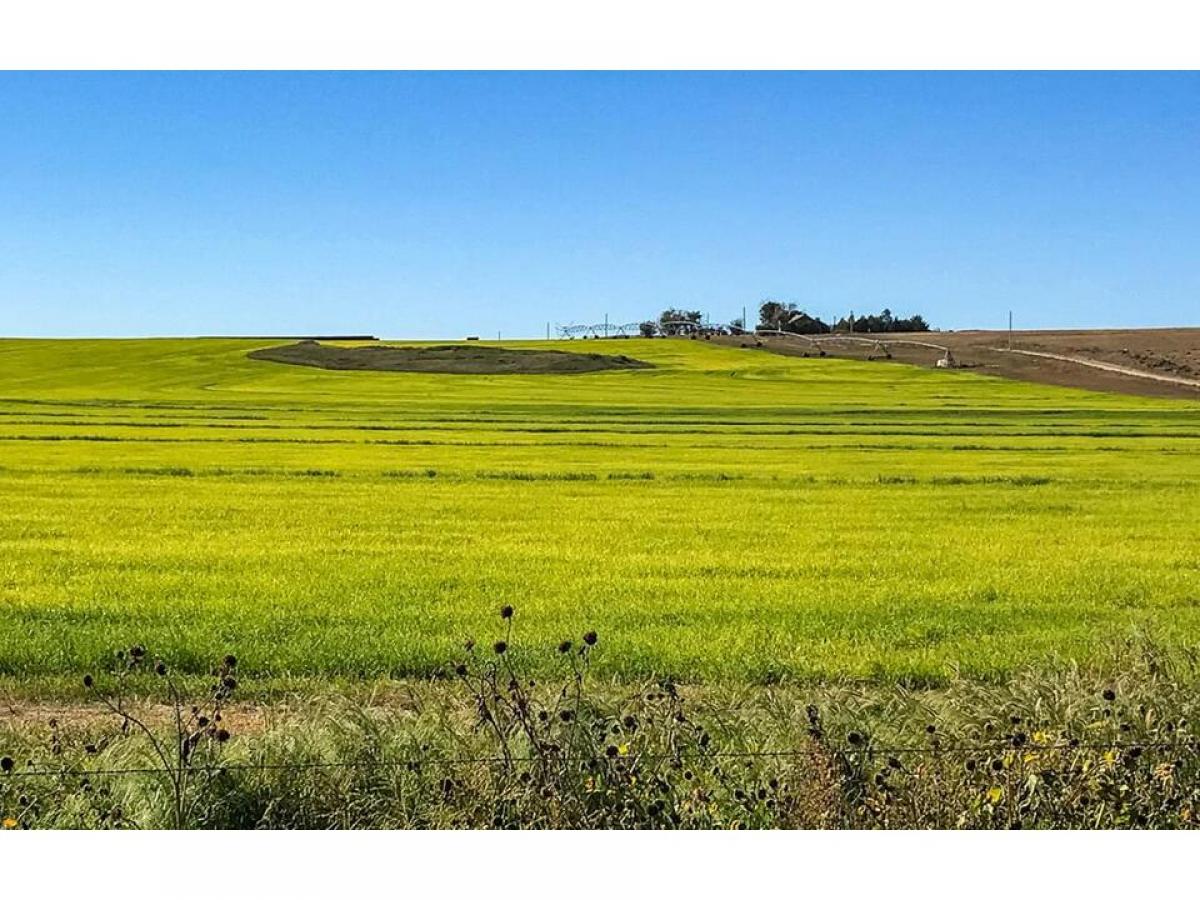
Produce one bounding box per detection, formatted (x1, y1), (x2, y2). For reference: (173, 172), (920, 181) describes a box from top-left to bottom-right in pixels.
(1, 71), (1196, 337)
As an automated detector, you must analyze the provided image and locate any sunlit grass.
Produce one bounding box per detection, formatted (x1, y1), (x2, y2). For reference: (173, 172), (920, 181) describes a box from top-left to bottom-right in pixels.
(0, 337), (1197, 690)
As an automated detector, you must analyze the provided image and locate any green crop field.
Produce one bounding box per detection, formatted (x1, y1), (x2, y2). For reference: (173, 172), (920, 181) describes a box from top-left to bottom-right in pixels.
(1, 337), (1198, 691)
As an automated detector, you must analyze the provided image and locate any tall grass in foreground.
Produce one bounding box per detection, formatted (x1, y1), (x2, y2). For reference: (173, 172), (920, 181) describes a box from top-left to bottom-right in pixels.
(2, 611), (1198, 829)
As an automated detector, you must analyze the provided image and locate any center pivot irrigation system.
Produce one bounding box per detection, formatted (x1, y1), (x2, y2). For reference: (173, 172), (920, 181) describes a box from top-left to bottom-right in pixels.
(555, 319), (749, 339)
(555, 321), (647, 339)
(754, 329), (957, 366)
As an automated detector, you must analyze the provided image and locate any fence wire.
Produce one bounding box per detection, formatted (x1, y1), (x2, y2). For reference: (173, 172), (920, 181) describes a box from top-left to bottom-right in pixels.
(3, 737), (1195, 779)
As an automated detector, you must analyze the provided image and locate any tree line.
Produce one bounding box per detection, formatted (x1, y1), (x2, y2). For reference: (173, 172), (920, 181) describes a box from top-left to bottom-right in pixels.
(758, 301), (930, 334)
(635, 302), (930, 337)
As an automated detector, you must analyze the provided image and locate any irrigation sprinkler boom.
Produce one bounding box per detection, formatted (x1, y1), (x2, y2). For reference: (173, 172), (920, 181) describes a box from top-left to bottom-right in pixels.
(659, 320), (745, 336)
(555, 322), (645, 339)
(754, 330), (956, 364)
(557, 319), (746, 338)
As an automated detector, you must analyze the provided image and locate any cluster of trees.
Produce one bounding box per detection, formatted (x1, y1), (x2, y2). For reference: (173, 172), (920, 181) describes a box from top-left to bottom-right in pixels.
(633, 303), (931, 338)
(837, 308), (930, 333)
(637, 309), (712, 337)
(758, 301), (930, 334)
(655, 308), (703, 336)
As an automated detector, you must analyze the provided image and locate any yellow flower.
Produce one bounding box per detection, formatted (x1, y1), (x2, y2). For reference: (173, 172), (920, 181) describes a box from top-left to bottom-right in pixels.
(617, 743), (629, 756)
(2, 817), (17, 829)
(986, 786), (1004, 804)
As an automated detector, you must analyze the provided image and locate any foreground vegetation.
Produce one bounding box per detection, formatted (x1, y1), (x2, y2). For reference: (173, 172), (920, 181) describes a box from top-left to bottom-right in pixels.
(0, 337), (1198, 689)
(2, 619), (1198, 828)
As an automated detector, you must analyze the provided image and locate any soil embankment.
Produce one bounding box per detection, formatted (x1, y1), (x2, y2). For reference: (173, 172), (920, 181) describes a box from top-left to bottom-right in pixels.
(249, 341), (652, 375)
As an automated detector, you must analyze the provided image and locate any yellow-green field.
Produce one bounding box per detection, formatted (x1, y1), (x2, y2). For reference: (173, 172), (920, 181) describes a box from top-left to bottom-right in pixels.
(1, 337), (1198, 688)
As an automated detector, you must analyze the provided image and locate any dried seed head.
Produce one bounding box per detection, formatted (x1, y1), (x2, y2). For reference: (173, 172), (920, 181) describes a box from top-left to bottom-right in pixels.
(154, 661), (167, 676)
(493, 641), (508, 655)
(83, 674), (94, 689)
(583, 631), (598, 646)
(1102, 688), (1116, 702)
(558, 640), (572, 654)
(0, 756), (13, 773)
(500, 605), (514, 620)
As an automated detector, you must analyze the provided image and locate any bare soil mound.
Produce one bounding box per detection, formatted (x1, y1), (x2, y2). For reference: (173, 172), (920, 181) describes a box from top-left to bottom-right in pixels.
(249, 341), (652, 375)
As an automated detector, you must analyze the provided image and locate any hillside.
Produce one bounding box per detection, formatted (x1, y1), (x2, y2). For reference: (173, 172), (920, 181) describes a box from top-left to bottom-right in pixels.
(0, 337), (1197, 687)
(731, 327), (1200, 399)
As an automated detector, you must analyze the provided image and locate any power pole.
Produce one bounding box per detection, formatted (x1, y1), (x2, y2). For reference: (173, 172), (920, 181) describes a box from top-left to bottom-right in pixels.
(604, 313), (609, 339)
(1008, 311), (1013, 349)
(742, 305), (747, 332)
(546, 322), (551, 340)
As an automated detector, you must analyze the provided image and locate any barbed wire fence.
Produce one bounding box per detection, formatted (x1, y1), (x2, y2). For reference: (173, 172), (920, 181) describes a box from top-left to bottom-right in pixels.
(4, 737), (1195, 780)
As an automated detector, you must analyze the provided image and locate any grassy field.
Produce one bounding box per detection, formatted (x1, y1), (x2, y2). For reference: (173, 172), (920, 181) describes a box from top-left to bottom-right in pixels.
(1, 337), (1198, 690)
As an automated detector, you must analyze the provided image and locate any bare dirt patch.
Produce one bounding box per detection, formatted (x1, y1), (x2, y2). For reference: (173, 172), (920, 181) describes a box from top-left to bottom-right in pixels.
(249, 341), (652, 375)
(718, 328), (1200, 399)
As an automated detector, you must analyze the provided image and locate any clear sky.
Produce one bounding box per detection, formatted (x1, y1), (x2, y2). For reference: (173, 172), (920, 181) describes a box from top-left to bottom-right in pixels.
(1, 71), (1196, 338)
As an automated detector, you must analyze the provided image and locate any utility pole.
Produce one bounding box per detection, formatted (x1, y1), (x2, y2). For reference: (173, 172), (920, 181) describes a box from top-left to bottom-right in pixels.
(1008, 311), (1013, 349)
(546, 322), (551, 341)
(604, 313), (609, 339)
(742, 305), (747, 333)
